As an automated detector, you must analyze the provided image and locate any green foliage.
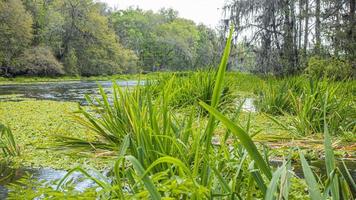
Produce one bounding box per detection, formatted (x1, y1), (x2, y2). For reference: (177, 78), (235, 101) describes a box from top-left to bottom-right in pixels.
(0, 100), (107, 170)
(3, 29), (354, 199)
(0, 0), (139, 77)
(0, 124), (20, 157)
(257, 77), (355, 135)
(288, 79), (355, 136)
(111, 8), (219, 71)
(152, 71), (235, 112)
(16, 46), (64, 77)
(256, 78), (297, 115)
(63, 48), (78, 75)
(54, 0), (138, 76)
(298, 103), (355, 200)
(306, 56), (353, 80)
(0, 0), (33, 76)
(51, 33), (354, 199)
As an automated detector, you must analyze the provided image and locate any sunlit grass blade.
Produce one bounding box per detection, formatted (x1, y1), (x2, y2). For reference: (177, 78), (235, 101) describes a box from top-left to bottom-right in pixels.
(204, 25), (234, 145)
(200, 101), (272, 179)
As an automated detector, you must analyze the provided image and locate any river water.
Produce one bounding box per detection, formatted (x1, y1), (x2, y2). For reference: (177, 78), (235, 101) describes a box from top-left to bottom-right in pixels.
(0, 80), (142, 104)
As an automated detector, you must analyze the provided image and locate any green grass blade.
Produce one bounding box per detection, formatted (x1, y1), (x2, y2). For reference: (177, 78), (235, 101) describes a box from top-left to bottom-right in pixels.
(265, 166), (284, 200)
(323, 91), (339, 200)
(204, 26), (234, 145)
(126, 155), (161, 200)
(143, 156), (191, 177)
(299, 151), (323, 200)
(200, 101), (272, 179)
(212, 166), (232, 194)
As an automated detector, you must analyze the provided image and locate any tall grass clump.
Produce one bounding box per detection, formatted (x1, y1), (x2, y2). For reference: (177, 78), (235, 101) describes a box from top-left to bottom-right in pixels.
(255, 77), (302, 115)
(151, 70), (236, 113)
(257, 76), (355, 135)
(288, 78), (355, 135)
(298, 98), (355, 200)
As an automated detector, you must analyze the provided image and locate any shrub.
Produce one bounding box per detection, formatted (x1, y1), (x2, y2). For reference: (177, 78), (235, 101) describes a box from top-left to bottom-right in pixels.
(306, 56), (353, 80)
(16, 46), (64, 76)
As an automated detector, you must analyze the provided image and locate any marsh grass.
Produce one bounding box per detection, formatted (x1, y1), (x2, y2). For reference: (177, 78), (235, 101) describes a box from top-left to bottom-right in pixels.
(49, 28), (355, 199)
(257, 77), (355, 136)
(150, 70), (236, 114)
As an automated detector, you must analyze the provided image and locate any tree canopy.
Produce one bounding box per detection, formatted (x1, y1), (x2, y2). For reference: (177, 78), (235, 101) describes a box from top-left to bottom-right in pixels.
(223, 0), (355, 77)
(111, 8), (220, 71)
(0, 2), (221, 77)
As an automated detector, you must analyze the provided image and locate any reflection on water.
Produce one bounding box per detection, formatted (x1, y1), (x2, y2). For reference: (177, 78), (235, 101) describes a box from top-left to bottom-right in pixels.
(0, 80), (143, 104)
(242, 98), (256, 112)
(0, 162), (106, 199)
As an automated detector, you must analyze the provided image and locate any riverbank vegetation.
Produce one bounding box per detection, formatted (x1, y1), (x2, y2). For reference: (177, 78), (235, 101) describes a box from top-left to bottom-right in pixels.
(0, 0), (355, 199)
(0, 0), (221, 77)
(0, 31), (354, 199)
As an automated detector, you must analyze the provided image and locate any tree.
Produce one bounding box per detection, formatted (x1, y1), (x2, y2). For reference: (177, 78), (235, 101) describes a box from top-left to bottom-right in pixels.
(111, 9), (219, 71)
(52, 0), (137, 76)
(155, 18), (200, 70)
(224, 0), (355, 77)
(0, 0), (33, 76)
(315, 0), (321, 54)
(194, 25), (220, 68)
(16, 46), (64, 76)
(63, 48), (78, 75)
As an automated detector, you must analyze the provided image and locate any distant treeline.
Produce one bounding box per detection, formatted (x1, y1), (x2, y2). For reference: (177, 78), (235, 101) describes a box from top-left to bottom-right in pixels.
(0, 0), (221, 77)
(223, 0), (355, 78)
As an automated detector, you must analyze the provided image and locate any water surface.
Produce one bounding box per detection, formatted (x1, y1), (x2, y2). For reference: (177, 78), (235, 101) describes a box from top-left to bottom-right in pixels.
(0, 80), (142, 103)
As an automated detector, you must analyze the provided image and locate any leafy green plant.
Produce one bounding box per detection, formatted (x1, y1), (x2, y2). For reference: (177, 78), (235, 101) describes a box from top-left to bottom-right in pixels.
(255, 78), (299, 115)
(288, 79), (355, 135)
(298, 96), (355, 200)
(151, 69), (236, 113)
(52, 28), (285, 199)
(258, 76), (355, 135)
(46, 28), (355, 200)
(0, 123), (20, 157)
(306, 56), (353, 80)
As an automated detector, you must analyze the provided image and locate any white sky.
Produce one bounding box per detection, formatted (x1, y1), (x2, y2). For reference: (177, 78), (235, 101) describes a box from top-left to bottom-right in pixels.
(99, 0), (225, 27)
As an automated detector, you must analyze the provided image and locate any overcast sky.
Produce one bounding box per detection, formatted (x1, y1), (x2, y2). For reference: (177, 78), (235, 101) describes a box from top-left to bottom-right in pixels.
(99, 0), (225, 27)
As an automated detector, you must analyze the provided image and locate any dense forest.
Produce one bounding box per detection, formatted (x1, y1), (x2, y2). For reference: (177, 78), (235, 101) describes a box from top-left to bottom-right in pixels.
(224, 0), (355, 78)
(0, 0), (221, 77)
(0, 0), (355, 78)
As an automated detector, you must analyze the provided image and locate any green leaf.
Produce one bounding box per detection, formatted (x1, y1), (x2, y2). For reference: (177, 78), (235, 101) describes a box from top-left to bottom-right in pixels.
(126, 155), (161, 200)
(299, 151), (322, 200)
(323, 92), (339, 200)
(265, 166), (284, 200)
(200, 101), (272, 180)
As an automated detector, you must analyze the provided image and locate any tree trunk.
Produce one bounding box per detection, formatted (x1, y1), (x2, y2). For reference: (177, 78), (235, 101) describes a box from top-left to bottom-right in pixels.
(298, 0), (303, 50)
(315, 0), (321, 54)
(303, 0), (309, 58)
